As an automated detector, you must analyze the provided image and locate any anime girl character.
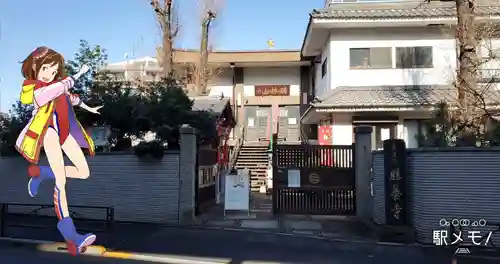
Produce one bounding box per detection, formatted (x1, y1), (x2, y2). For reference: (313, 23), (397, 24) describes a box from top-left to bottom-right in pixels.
(15, 46), (102, 255)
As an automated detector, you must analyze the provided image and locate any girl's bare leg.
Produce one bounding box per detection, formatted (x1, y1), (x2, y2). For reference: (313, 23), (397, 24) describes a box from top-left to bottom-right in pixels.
(27, 134), (89, 197)
(61, 134), (90, 180)
(43, 129), (96, 255)
(43, 128), (70, 219)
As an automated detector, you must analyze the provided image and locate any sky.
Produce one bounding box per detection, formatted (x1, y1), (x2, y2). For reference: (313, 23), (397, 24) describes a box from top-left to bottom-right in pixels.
(0, 0), (324, 112)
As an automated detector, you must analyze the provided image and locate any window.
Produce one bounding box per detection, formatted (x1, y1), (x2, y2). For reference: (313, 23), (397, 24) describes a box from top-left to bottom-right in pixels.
(321, 58), (328, 78)
(374, 124), (397, 150)
(395, 46), (433, 68)
(350, 48), (392, 69)
(109, 72), (125, 80)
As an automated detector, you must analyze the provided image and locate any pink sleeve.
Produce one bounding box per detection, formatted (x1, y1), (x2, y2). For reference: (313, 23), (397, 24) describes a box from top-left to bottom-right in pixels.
(33, 77), (75, 107)
(67, 92), (82, 106)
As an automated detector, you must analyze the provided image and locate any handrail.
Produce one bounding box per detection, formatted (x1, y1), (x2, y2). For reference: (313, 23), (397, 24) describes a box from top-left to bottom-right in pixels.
(229, 124), (246, 169)
(0, 203), (115, 237)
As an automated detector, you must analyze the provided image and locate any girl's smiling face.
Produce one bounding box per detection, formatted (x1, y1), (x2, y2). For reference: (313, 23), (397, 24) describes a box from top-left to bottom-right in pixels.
(21, 47), (65, 81)
(36, 62), (59, 83)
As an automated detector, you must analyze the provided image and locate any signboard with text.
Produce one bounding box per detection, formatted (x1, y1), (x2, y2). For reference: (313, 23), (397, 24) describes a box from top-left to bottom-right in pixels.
(224, 169), (250, 211)
(255, 85), (290, 96)
(383, 139), (407, 225)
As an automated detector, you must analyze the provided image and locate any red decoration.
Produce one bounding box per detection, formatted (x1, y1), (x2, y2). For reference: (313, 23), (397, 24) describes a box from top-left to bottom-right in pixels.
(318, 122), (334, 166)
(216, 117), (230, 166)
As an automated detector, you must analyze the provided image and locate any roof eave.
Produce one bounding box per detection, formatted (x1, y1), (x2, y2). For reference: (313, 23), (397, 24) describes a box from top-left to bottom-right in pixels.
(312, 104), (435, 112)
(300, 14), (313, 58)
(311, 15), (500, 26)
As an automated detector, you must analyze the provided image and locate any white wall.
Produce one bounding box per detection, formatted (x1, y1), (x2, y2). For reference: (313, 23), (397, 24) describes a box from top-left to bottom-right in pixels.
(332, 114), (353, 145)
(328, 27), (457, 91)
(243, 67), (301, 96)
(209, 69), (233, 98)
(314, 39), (331, 97)
(403, 120), (419, 148)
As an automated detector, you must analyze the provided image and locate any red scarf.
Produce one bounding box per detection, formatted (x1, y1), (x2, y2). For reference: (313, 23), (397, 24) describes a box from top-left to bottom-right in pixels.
(27, 80), (71, 145)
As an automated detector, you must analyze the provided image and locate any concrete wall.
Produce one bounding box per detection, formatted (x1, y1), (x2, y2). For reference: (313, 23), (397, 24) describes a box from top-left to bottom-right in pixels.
(314, 38), (332, 97)
(0, 153), (181, 224)
(328, 27), (457, 91)
(0, 125), (199, 225)
(209, 66), (301, 101)
(243, 67), (301, 106)
(328, 115), (422, 148)
(372, 148), (500, 245)
(209, 69), (234, 98)
(322, 27), (500, 95)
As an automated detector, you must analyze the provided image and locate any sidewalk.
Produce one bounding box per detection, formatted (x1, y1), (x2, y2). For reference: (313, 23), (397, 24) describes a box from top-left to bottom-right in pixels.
(1, 215), (499, 263)
(1, 207), (375, 250)
(188, 202), (376, 243)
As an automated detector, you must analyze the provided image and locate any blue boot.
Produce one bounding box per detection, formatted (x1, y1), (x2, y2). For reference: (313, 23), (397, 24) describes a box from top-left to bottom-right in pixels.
(57, 217), (96, 256)
(28, 165), (55, 197)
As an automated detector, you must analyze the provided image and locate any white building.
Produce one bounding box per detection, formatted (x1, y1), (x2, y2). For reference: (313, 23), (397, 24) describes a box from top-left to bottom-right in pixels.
(104, 56), (162, 83)
(103, 50), (309, 143)
(300, 0), (500, 149)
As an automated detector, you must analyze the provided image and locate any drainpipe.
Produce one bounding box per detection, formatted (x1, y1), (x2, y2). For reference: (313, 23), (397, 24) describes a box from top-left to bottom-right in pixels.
(230, 63), (237, 131)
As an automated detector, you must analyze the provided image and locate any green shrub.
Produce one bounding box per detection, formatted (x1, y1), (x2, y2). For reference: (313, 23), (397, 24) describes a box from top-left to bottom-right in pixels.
(133, 140), (165, 159)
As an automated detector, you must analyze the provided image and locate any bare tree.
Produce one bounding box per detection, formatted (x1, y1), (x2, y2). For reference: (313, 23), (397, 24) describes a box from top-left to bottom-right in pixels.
(151, 0), (180, 78)
(193, 0), (225, 95)
(414, 1), (499, 146)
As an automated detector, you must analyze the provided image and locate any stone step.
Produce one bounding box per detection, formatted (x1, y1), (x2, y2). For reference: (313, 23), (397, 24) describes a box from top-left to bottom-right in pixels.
(250, 173), (268, 177)
(238, 153), (268, 157)
(243, 168), (267, 171)
(235, 163), (268, 167)
(241, 146), (269, 149)
(235, 170), (267, 174)
(240, 148), (268, 152)
(236, 159), (269, 163)
(239, 152), (268, 155)
(235, 164), (267, 168)
(239, 155), (268, 159)
(240, 147), (268, 151)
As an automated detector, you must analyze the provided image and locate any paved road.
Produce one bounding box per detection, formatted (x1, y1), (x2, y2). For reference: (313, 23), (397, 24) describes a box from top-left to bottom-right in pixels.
(0, 228), (498, 263)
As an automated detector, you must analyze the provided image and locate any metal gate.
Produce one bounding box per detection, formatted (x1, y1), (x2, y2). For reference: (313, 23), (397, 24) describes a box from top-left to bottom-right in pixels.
(277, 106), (300, 142)
(245, 106), (271, 142)
(195, 146), (217, 216)
(272, 140), (355, 215)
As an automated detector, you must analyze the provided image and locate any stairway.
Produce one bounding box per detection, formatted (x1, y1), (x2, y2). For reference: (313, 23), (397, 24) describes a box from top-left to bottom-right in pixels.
(235, 144), (270, 192)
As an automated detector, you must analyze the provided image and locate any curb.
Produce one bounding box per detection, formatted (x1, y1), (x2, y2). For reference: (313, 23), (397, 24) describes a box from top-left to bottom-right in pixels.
(0, 237), (228, 263)
(0, 225), (435, 249)
(0, 225), (421, 248)
(0, 237), (107, 254)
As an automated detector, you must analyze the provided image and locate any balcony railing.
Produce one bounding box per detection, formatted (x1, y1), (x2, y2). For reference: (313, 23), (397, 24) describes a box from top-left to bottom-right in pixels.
(478, 69), (500, 83)
(327, 0), (407, 6)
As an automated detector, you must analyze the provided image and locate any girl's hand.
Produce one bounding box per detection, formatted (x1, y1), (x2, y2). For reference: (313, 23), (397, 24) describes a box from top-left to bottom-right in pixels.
(72, 64), (91, 80)
(78, 64), (91, 75)
(87, 105), (103, 115)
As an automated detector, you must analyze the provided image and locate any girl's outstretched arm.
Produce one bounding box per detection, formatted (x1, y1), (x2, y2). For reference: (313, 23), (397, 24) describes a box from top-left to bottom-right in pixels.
(80, 102), (103, 115)
(34, 77), (75, 107)
(35, 64), (91, 107)
(68, 93), (102, 114)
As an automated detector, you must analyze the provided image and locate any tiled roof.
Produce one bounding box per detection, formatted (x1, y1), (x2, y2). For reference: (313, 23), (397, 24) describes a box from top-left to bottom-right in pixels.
(314, 85), (500, 108)
(312, 1), (500, 20)
(192, 96), (230, 114)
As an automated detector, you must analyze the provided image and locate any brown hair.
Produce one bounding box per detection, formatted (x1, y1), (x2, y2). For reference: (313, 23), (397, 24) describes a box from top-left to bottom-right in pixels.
(21, 46), (65, 80)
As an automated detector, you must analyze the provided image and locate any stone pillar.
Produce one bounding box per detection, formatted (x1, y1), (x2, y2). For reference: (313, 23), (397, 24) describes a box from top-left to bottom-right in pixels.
(179, 124), (197, 224)
(354, 125), (373, 222)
